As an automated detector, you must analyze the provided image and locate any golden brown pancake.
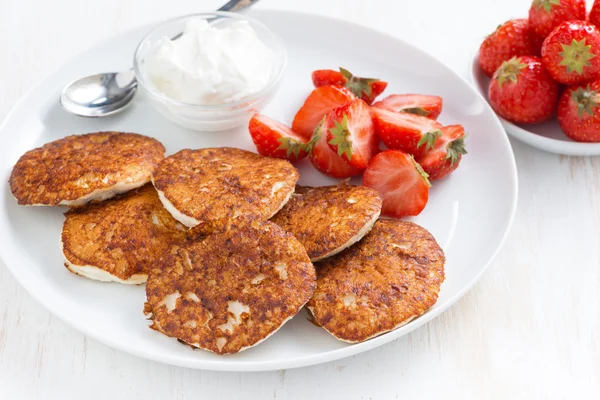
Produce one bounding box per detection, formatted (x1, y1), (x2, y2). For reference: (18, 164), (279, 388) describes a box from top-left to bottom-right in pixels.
(61, 184), (187, 284)
(144, 219), (316, 354)
(271, 183), (382, 261)
(307, 219), (445, 343)
(9, 132), (165, 206)
(152, 147), (299, 228)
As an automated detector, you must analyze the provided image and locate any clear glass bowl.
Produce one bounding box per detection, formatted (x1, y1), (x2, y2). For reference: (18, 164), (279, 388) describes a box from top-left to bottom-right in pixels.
(133, 12), (287, 132)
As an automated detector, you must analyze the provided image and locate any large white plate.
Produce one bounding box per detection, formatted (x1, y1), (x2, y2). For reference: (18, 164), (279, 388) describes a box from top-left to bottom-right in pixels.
(470, 47), (600, 156)
(0, 10), (517, 371)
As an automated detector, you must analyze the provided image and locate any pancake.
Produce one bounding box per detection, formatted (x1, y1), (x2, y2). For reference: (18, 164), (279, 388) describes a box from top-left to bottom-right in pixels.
(152, 147), (299, 228)
(306, 219), (445, 343)
(144, 219), (316, 354)
(61, 184), (187, 284)
(271, 183), (382, 261)
(9, 132), (165, 206)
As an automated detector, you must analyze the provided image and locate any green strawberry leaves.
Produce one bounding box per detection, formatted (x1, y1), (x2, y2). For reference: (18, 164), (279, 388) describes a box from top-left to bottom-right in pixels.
(496, 57), (527, 87)
(410, 156), (431, 187)
(402, 107), (431, 117)
(559, 39), (596, 75)
(276, 137), (306, 159)
(328, 114), (353, 160)
(417, 130), (442, 152)
(534, 0), (561, 13)
(446, 137), (468, 165)
(339, 67), (380, 98)
(571, 86), (600, 119)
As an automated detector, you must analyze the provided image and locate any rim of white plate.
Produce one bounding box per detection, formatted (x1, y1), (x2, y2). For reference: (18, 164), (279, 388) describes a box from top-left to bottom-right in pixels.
(0, 9), (518, 372)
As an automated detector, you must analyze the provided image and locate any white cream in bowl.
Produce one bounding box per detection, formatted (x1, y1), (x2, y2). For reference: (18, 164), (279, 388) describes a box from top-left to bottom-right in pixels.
(144, 17), (275, 105)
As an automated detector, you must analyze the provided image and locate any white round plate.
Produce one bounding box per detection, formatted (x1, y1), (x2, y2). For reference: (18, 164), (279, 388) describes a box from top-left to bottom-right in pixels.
(470, 48), (600, 156)
(0, 10), (517, 371)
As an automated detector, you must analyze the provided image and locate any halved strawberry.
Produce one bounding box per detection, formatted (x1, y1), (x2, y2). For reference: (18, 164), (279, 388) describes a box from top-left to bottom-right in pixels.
(372, 94), (443, 119)
(307, 118), (363, 179)
(372, 107), (443, 157)
(292, 85), (355, 141)
(416, 125), (467, 180)
(326, 99), (378, 169)
(248, 114), (308, 162)
(311, 67), (388, 104)
(362, 150), (430, 218)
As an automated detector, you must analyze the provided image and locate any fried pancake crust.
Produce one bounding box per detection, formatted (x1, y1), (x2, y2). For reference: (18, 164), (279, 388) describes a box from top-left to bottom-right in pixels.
(145, 219), (316, 354)
(152, 148), (299, 228)
(61, 184), (187, 283)
(10, 132), (165, 206)
(307, 219), (445, 343)
(271, 184), (382, 261)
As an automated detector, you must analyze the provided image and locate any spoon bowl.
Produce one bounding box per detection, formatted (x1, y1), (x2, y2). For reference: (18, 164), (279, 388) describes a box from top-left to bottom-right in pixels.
(60, 70), (137, 117)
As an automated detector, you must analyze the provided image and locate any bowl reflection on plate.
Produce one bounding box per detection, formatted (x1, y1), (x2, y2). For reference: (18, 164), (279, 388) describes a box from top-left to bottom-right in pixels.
(469, 48), (600, 156)
(133, 12), (287, 132)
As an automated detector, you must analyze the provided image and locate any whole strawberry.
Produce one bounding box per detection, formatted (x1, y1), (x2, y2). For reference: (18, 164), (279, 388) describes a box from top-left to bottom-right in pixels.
(488, 56), (559, 124)
(529, 0), (585, 38)
(557, 80), (600, 141)
(479, 19), (538, 77)
(542, 21), (600, 85)
(590, 0), (600, 28)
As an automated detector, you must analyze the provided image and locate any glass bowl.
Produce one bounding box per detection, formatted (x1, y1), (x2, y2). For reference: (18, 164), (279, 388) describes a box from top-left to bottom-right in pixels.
(133, 12), (287, 132)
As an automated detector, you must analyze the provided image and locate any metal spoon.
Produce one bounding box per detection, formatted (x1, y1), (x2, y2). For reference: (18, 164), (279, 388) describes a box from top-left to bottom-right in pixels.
(60, 0), (260, 117)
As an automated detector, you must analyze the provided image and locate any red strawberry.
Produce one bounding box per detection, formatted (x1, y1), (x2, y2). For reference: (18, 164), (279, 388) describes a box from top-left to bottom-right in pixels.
(541, 21), (600, 85)
(362, 150), (430, 218)
(528, 0), (585, 38)
(590, 1), (600, 27)
(248, 114), (308, 162)
(372, 94), (443, 119)
(307, 118), (363, 178)
(478, 19), (538, 77)
(488, 56), (559, 123)
(557, 80), (600, 141)
(326, 99), (378, 169)
(311, 69), (346, 87)
(372, 107), (443, 157)
(416, 125), (467, 180)
(311, 67), (387, 104)
(292, 85), (355, 141)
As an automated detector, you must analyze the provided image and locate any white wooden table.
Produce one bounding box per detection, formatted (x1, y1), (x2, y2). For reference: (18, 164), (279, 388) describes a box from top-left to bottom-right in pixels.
(1, 0), (598, 398)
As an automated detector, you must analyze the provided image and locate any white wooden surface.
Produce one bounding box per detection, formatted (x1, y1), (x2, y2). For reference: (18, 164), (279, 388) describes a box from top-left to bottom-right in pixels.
(0, 0), (599, 398)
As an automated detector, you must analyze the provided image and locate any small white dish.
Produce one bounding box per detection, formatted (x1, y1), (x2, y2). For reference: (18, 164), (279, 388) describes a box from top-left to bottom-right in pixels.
(0, 10), (517, 372)
(134, 12), (287, 132)
(470, 47), (600, 156)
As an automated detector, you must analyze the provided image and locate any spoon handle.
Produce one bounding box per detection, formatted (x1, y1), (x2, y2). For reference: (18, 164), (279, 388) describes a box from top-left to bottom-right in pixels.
(218, 0), (261, 12)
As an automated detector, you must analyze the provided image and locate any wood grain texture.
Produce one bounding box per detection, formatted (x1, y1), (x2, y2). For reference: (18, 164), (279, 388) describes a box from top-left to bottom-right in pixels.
(0, 0), (599, 398)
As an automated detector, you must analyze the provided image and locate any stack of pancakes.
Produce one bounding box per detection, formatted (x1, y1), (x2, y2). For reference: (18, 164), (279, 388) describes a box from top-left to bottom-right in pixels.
(10, 131), (445, 354)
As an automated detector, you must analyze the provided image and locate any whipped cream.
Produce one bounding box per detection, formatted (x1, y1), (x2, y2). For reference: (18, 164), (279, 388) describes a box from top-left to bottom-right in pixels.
(144, 18), (275, 105)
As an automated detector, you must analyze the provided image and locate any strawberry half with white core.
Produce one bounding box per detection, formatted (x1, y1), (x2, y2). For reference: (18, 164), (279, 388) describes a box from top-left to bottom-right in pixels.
(307, 118), (363, 179)
(326, 99), (378, 169)
(372, 94), (443, 119)
(416, 125), (467, 180)
(292, 85), (355, 141)
(248, 114), (308, 162)
(362, 150), (430, 218)
(311, 68), (388, 104)
(372, 107), (443, 157)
